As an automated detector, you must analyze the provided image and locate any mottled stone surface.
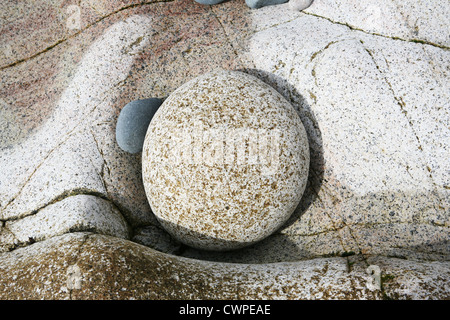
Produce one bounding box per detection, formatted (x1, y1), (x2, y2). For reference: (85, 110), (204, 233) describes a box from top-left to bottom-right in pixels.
(132, 224), (182, 254)
(142, 69), (309, 250)
(5, 195), (129, 245)
(289, 0), (313, 11)
(241, 5), (449, 263)
(0, 0), (448, 299)
(303, 0), (450, 48)
(1, 232), (448, 299)
(367, 256), (450, 300)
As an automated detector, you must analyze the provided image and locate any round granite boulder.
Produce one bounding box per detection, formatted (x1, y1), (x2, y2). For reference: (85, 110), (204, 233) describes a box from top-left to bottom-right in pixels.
(142, 70), (309, 251)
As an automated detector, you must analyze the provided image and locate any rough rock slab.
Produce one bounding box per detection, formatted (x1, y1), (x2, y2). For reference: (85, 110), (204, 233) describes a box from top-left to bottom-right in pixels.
(1, 233), (448, 299)
(5, 195), (129, 245)
(143, 69), (310, 250)
(303, 0), (450, 48)
(0, 0), (448, 298)
(239, 2), (450, 263)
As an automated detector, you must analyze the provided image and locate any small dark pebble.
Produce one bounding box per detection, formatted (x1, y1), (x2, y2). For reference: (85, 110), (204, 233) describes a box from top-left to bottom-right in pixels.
(116, 98), (162, 154)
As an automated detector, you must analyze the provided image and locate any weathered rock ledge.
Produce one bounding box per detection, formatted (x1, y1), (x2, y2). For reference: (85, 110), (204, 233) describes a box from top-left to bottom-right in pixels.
(0, 232), (448, 300)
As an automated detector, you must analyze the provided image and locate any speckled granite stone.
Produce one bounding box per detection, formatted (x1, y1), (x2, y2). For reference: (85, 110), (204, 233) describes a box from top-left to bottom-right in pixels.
(0, 0), (164, 69)
(5, 195), (129, 246)
(0, 233), (448, 299)
(0, 0), (249, 247)
(245, 6), (449, 262)
(132, 224), (182, 254)
(303, 0), (450, 47)
(1, 0), (448, 299)
(142, 69), (310, 250)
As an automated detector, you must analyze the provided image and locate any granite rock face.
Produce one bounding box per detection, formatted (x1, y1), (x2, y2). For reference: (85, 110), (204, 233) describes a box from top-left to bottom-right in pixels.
(142, 69), (309, 250)
(0, 233), (448, 300)
(194, 0), (226, 5)
(0, 0), (448, 299)
(303, 0), (450, 48)
(5, 195), (129, 245)
(243, 2), (449, 263)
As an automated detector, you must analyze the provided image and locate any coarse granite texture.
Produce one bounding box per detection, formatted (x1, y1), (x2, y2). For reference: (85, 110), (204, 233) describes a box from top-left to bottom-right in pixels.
(302, 0), (450, 48)
(289, 0), (313, 12)
(132, 224), (182, 254)
(1, 232), (448, 299)
(0, 0), (448, 299)
(238, 5), (449, 263)
(5, 195), (129, 246)
(0, 0), (169, 70)
(142, 69), (310, 250)
(0, 233), (340, 299)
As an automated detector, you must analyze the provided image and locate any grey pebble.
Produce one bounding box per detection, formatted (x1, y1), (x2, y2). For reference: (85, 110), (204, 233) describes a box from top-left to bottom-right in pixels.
(246, 0), (289, 9)
(116, 98), (162, 154)
(289, 0), (313, 11)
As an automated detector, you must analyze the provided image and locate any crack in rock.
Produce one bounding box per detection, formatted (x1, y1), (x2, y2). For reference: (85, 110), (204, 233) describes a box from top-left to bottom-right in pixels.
(302, 11), (450, 50)
(0, 0), (176, 70)
(2, 189), (130, 253)
(360, 42), (440, 191)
